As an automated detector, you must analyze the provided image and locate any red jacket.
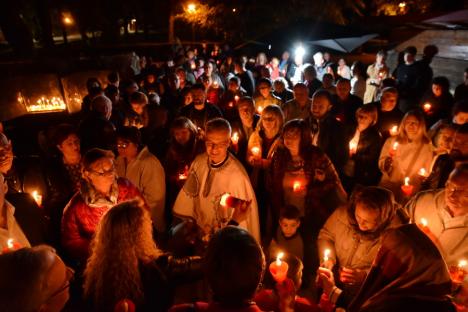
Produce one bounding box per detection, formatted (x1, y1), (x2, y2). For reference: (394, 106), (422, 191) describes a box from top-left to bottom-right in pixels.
(61, 177), (144, 262)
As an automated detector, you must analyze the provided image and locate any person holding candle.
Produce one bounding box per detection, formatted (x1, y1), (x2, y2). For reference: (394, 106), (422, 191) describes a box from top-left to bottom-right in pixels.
(164, 117), (205, 215)
(218, 76), (246, 122)
(378, 110), (433, 203)
(420, 76), (454, 127)
(61, 148), (146, 264)
(84, 200), (203, 312)
(173, 118), (260, 242)
(331, 78), (363, 126)
(363, 50), (389, 104)
(405, 165), (468, 270)
(247, 105), (284, 238)
(269, 205), (304, 262)
(318, 186), (407, 308)
(317, 224), (456, 311)
(253, 78), (283, 113)
(0, 173), (30, 252)
(115, 127), (166, 235)
(230, 97), (260, 167)
(343, 105), (383, 192)
(373, 87), (404, 140)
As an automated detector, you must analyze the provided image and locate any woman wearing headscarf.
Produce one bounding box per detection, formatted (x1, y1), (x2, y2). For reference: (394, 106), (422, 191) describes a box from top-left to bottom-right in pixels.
(318, 224), (456, 312)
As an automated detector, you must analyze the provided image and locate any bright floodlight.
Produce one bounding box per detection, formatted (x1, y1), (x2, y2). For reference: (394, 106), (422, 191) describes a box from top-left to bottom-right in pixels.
(295, 46), (306, 58)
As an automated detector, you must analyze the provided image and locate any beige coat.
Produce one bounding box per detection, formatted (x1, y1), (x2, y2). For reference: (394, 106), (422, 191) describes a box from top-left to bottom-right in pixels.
(363, 63), (389, 104)
(318, 205), (404, 271)
(405, 189), (468, 268)
(116, 147), (166, 232)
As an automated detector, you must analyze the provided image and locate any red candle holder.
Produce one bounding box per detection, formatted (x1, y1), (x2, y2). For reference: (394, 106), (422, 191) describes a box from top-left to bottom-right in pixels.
(2, 239), (21, 254)
(401, 177), (414, 197)
(269, 252), (289, 283)
(449, 260), (467, 284)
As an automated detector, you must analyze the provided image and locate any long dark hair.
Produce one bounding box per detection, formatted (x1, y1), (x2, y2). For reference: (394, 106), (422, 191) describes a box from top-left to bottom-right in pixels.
(282, 118), (313, 157)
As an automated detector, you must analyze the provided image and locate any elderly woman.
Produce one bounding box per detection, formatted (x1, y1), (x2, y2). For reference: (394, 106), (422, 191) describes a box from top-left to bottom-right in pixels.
(343, 105), (383, 192)
(318, 224), (455, 312)
(84, 200), (202, 312)
(246, 104), (284, 238)
(318, 186), (407, 308)
(61, 148), (145, 264)
(379, 110), (433, 202)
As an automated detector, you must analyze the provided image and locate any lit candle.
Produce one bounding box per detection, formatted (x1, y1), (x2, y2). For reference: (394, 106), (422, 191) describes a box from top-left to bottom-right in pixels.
(293, 180), (302, 192)
(451, 259), (468, 284)
(190, 63), (196, 70)
(257, 106), (264, 114)
(378, 71), (384, 79)
(349, 141), (358, 156)
(213, 81), (219, 88)
(178, 165), (189, 181)
(228, 102), (234, 108)
(390, 125), (398, 136)
(234, 95), (240, 102)
(323, 249), (331, 262)
(251, 146), (261, 158)
(269, 252), (289, 283)
(389, 141), (399, 157)
(423, 103), (432, 113)
(2, 238), (21, 254)
(418, 168), (428, 178)
(401, 177), (414, 197)
(219, 193), (246, 210)
(32, 190), (42, 207)
(231, 132), (239, 146)
(420, 218), (428, 227)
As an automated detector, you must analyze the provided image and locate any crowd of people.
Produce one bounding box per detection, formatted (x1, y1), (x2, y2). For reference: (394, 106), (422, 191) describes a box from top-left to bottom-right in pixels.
(0, 43), (467, 312)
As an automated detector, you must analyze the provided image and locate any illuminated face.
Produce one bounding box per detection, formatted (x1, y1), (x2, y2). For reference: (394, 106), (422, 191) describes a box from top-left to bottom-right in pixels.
(131, 103), (145, 115)
(192, 88), (206, 107)
(381, 93), (398, 111)
(204, 62), (214, 76)
(404, 115), (420, 140)
(311, 95), (331, 119)
(436, 128), (455, 152)
(404, 52), (415, 64)
(445, 173), (468, 217)
(228, 80), (240, 92)
(450, 132), (468, 160)
(261, 112), (278, 133)
(238, 104), (254, 126)
(357, 112), (373, 132)
(258, 82), (271, 98)
(57, 134), (80, 160)
(117, 139), (138, 160)
(453, 112), (468, 125)
(205, 130), (230, 164)
(283, 129), (301, 153)
(274, 81), (285, 93)
(432, 84), (443, 97)
(173, 128), (192, 145)
(279, 218), (300, 238)
(355, 202), (381, 232)
(84, 157), (116, 195)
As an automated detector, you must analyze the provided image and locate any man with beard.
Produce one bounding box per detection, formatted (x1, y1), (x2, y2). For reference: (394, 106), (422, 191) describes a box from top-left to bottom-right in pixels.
(179, 83), (222, 131)
(421, 124), (468, 190)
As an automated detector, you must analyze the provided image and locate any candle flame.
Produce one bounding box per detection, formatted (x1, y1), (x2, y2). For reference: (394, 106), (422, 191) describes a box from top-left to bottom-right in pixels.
(231, 132), (239, 144)
(349, 141), (357, 152)
(257, 106), (264, 114)
(392, 142), (399, 150)
(459, 259), (467, 269)
(276, 252), (284, 266)
(293, 181), (301, 192)
(234, 95), (240, 102)
(418, 168), (427, 177)
(251, 146), (260, 156)
(390, 125), (398, 135)
(7, 238), (13, 249)
(220, 193), (230, 207)
(404, 177), (410, 186)
(420, 218), (428, 227)
(423, 103), (431, 112)
(324, 249), (331, 262)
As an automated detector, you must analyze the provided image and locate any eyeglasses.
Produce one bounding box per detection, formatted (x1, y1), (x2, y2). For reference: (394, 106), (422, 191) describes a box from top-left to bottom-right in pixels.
(205, 141), (230, 150)
(88, 167), (115, 177)
(117, 142), (130, 149)
(45, 266), (75, 302)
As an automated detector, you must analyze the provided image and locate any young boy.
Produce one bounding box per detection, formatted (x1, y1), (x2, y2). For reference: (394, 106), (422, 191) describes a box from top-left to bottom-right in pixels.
(269, 205), (304, 261)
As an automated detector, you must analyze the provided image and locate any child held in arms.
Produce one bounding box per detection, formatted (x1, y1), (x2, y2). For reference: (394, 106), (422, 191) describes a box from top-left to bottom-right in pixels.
(269, 205), (304, 261)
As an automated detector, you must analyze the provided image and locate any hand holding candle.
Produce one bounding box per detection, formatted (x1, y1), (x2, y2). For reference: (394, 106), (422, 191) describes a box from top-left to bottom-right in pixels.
(2, 238), (21, 254)
(320, 249), (334, 270)
(423, 103), (432, 113)
(401, 177), (414, 197)
(251, 146), (261, 158)
(269, 252), (289, 283)
(389, 141), (399, 157)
